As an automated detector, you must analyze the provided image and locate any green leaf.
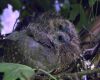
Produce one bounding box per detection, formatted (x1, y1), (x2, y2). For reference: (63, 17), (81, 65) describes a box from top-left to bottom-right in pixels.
(0, 0), (9, 13)
(60, 4), (70, 18)
(89, 0), (96, 7)
(0, 0), (22, 13)
(10, 0), (22, 10)
(77, 5), (89, 31)
(69, 4), (80, 21)
(0, 63), (36, 80)
(68, 4), (89, 31)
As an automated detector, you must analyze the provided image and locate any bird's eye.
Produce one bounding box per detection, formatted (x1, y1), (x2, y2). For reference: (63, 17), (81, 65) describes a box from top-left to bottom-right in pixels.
(57, 33), (71, 44)
(57, 35), (65, 42)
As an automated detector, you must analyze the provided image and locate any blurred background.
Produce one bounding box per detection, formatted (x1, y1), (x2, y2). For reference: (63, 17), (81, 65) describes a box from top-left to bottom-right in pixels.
(0, 0), (100, 36)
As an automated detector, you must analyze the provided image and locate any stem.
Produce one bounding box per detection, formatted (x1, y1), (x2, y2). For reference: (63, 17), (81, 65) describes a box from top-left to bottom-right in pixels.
(38, 69), (57, 80)
(62, 68), (100, 77)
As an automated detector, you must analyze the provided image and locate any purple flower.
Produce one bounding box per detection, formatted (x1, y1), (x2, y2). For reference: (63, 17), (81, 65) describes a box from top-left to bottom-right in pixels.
(0, 4), (20, 35)
(54, 0), (61, 13)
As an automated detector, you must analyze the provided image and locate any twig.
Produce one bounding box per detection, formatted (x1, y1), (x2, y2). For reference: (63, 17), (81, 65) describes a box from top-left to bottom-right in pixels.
(38, 69), (57, 80)
(82, 40), (100, 60)
(61, 68), (100, 77)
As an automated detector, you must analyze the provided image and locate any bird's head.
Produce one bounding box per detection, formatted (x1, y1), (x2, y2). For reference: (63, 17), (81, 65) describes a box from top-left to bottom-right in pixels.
(48, 19), (79, 46)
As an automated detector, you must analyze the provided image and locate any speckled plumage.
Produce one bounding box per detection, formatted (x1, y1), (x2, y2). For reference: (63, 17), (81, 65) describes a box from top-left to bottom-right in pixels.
(0, 11), (81, 71)
(27, 12), (81, 69)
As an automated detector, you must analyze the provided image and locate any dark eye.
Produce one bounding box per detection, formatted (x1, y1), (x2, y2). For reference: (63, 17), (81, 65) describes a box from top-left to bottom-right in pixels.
(57, 35), (65, 42)
(57, 34), (71, 44)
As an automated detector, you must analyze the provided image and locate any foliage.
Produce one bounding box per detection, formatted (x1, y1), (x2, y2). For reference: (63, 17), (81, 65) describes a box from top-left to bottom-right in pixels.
(89, 0), (97, 7)
(0, 0), (22, 13)
(0, 0), (100, 31)
(61, 0), (99, 31)
(0, 63), (36, 80)
(0, 63), (58, 80)
(0, 63), (100, 80)
(68, 4), (88, 30)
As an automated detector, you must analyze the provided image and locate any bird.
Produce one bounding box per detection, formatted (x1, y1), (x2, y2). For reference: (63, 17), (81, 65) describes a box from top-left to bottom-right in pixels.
(1, 11), (81, 72)
(26, 11), (81, 71)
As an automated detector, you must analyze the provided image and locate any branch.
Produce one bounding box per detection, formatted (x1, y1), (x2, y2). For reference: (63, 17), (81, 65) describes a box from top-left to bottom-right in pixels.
(61, 68), (100, 77)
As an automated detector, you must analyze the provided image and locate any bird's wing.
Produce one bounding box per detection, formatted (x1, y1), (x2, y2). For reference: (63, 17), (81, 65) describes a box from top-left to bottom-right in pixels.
(27, 27), (55, 50)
